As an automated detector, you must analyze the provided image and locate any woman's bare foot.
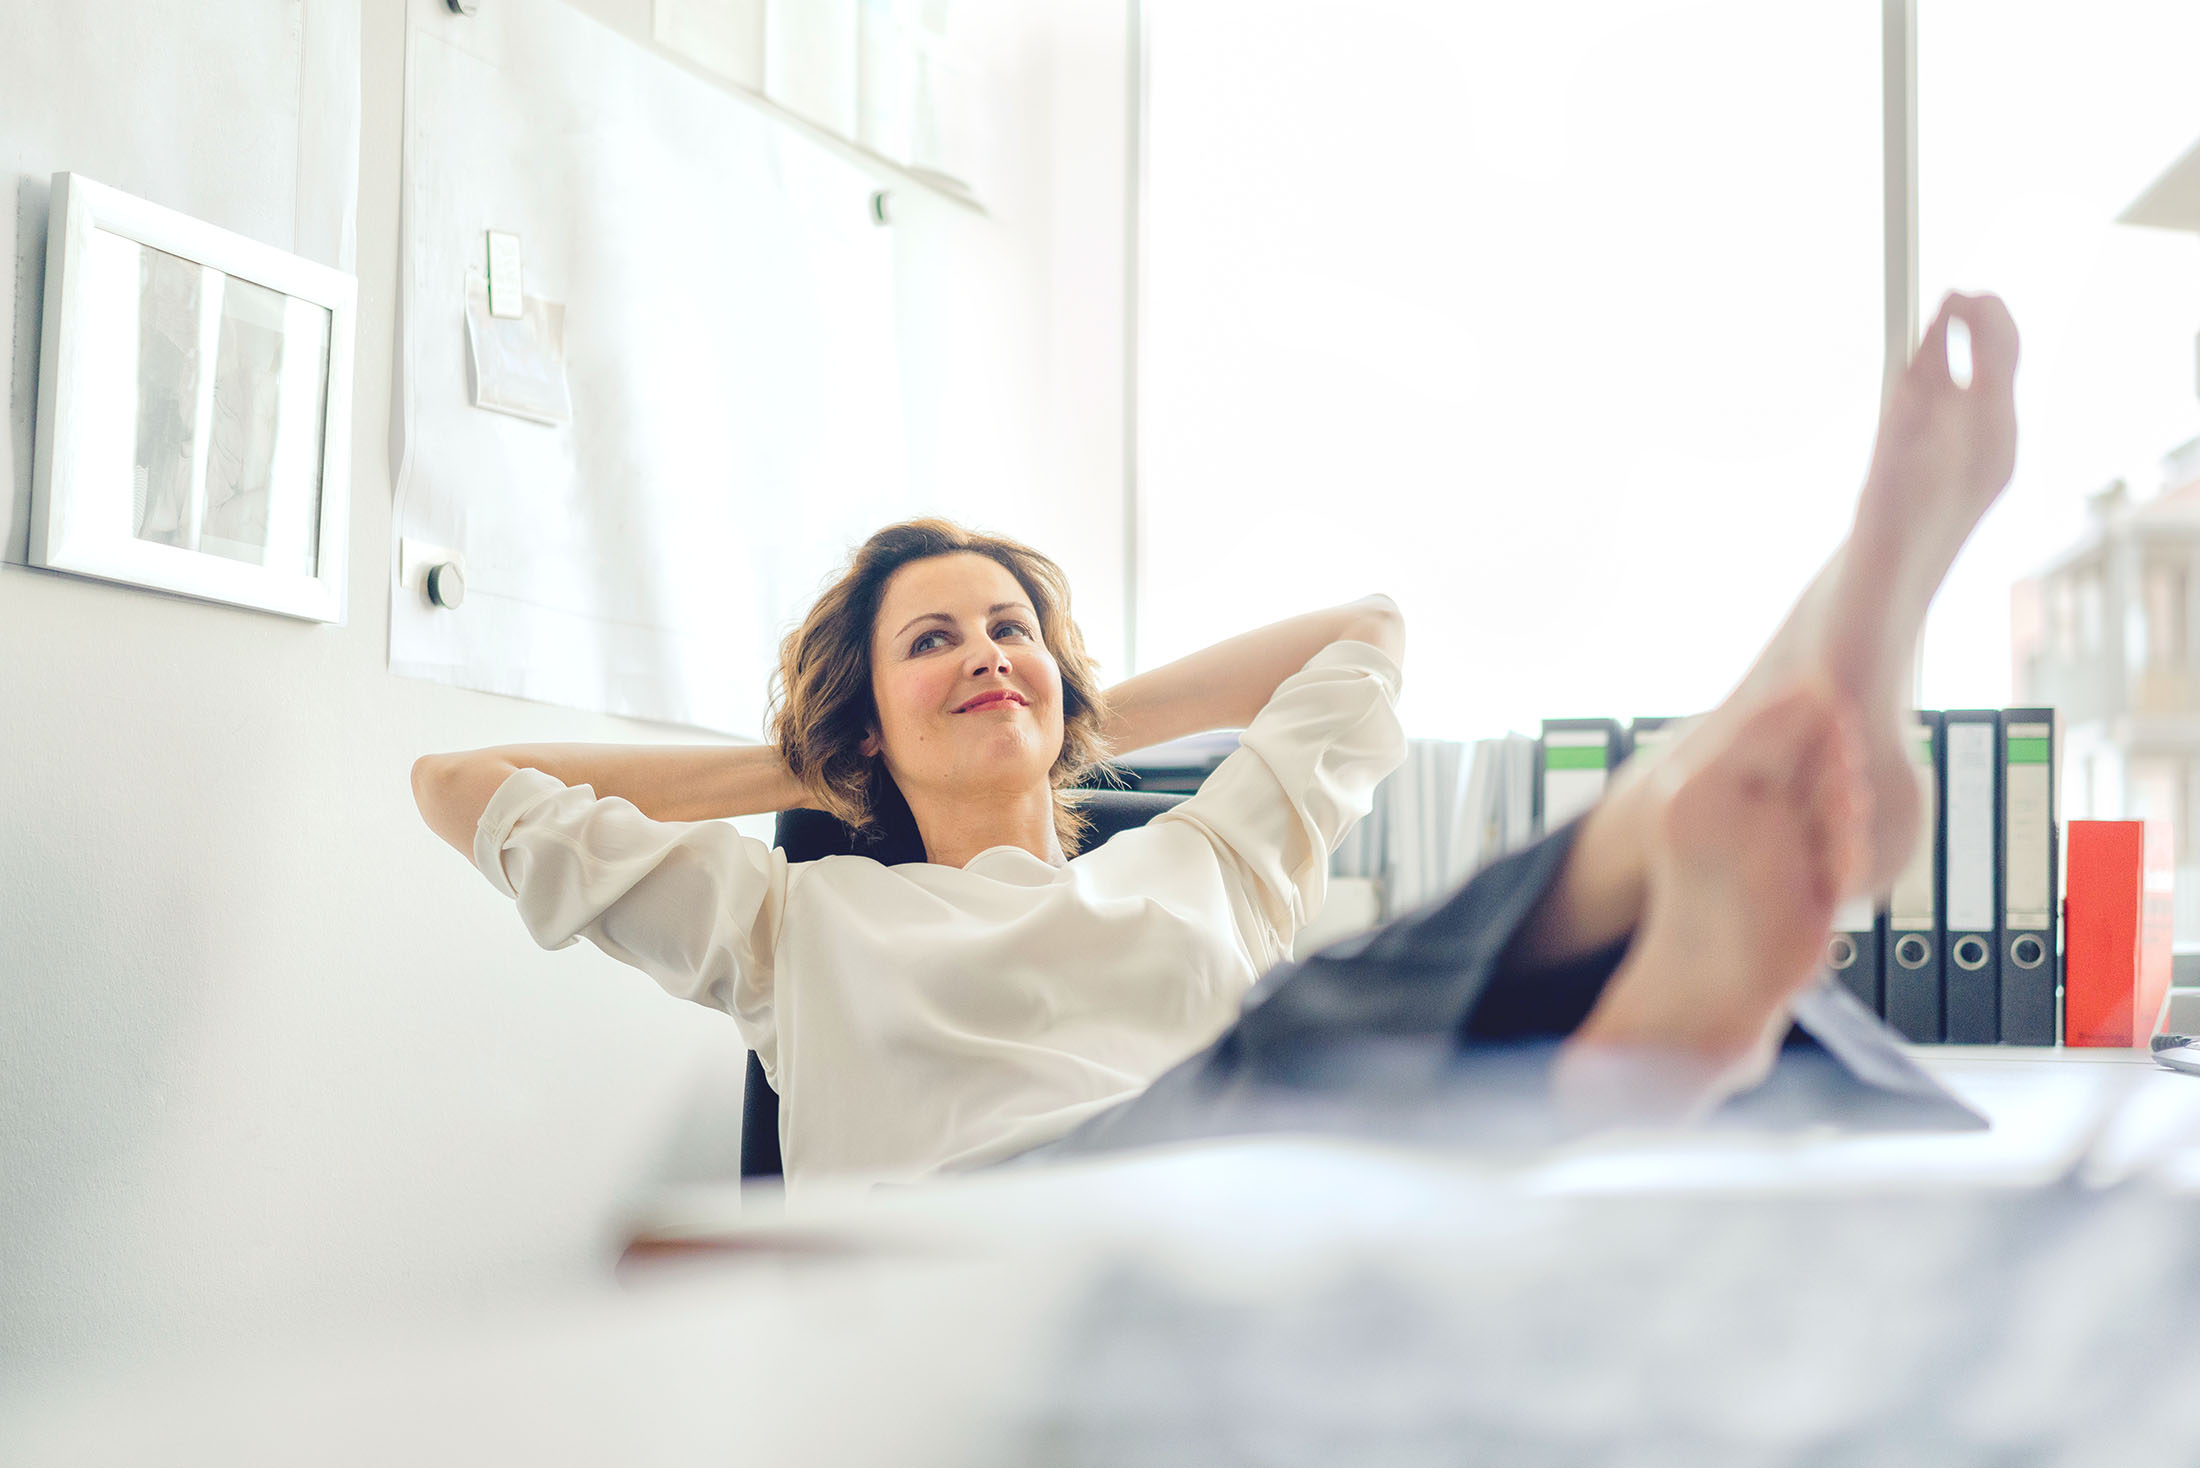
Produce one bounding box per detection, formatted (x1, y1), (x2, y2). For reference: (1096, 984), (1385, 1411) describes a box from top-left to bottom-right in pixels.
(1715, 290), (2020, 894)
(1554, 680), (1868, 1122)
(1508, 291), (2021, 975)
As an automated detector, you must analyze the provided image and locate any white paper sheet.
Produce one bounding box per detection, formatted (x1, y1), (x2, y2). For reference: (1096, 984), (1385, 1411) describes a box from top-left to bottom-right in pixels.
(463, 270), (571, 427)
(395, 0), (913, 734)
(765, 0), (860, 136)
(654, 0), (766, 91)
(1, 0), (360, 566)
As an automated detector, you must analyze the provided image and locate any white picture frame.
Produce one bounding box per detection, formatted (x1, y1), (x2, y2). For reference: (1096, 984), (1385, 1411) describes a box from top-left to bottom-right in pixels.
(29, 173), (356, 623)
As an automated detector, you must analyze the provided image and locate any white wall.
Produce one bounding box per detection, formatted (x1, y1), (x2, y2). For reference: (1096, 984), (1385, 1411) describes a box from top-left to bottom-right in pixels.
(0, 0), (1130, 1387)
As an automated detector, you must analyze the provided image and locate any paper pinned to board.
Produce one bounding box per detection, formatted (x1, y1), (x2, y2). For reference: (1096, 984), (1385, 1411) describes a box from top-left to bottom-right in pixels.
(463, 268), (572, 426)
(655, 0), (765, 89)
(765, 0), (858, 135)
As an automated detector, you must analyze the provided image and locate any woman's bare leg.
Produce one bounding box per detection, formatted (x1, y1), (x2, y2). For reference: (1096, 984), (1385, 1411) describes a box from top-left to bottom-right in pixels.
(1503, 290), (2020, 989)
(1497, 758), (1663, 971)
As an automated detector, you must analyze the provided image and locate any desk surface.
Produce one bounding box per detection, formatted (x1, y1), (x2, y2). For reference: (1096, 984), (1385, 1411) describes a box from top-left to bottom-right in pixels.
(10, 1050), (2200, 1466)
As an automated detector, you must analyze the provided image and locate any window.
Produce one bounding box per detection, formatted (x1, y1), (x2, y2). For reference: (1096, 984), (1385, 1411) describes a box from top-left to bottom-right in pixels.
(1139, 1), (1885, 738)
(2144, 560), (2188, 671)
(2075, 568), (2105, 656)
(1915, 0), (2200, 709)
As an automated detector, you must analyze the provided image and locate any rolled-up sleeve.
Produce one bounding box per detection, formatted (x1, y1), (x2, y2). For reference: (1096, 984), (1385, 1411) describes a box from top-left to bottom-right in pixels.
(1152, 639), (1406, 967)
(471, 768), (789, 1044)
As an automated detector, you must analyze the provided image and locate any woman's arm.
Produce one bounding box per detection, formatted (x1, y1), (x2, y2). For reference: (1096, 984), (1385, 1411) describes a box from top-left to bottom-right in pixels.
(1099, 594), (1404, 756)
(411, 741), (811, 858)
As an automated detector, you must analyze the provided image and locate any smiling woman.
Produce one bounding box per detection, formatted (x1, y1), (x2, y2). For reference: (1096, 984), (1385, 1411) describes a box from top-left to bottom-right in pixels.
(411, 513), (1420, 1184)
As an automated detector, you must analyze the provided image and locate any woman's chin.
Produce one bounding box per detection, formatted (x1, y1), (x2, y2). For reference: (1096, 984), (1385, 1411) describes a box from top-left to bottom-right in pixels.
(964, 731), (1054, 775)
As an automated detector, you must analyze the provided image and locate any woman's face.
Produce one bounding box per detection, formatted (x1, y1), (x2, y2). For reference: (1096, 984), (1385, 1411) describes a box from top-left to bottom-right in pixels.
(863, 552), (1065, 799)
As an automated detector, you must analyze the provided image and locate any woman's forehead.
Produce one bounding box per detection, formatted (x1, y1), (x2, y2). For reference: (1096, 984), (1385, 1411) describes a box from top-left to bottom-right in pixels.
(876, 554), (1026, 621)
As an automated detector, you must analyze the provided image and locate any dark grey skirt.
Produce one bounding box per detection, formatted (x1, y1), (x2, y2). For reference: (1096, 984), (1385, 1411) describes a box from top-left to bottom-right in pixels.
(1011, 819), (1982, 1167)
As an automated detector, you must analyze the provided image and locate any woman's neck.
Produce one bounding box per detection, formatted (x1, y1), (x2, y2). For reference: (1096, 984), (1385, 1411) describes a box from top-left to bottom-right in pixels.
(906, 784), (1065, 869)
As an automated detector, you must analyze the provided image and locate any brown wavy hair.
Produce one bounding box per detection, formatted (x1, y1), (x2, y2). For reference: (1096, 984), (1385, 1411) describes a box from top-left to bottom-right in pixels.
(766, 518), (1119, 857)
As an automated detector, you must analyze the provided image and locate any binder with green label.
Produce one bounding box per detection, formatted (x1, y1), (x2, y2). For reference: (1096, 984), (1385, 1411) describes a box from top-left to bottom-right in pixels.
(1622, 715), (1683, 768)
(1535, 718), (1622, 834)
(1998, 707), (2059, 1045)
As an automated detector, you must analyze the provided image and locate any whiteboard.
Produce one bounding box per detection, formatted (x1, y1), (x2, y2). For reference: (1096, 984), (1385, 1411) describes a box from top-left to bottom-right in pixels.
(393, 0), (924, 735)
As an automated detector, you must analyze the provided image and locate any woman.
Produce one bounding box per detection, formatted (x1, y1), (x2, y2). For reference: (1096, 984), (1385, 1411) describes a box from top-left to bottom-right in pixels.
(414, 293), (2019, 1188)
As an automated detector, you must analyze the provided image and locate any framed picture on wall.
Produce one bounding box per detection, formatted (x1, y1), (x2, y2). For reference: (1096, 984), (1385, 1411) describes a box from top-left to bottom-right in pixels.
(28, 172), (355, 623)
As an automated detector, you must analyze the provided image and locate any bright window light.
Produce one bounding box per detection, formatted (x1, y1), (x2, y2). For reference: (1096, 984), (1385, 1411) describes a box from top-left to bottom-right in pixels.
(1916, 0), (2200, 710)
(1140, 1), (1883, 738)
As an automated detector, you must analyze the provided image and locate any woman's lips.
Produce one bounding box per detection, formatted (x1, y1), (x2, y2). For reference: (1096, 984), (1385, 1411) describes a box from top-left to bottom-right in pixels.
(958, 692), (1026, 712)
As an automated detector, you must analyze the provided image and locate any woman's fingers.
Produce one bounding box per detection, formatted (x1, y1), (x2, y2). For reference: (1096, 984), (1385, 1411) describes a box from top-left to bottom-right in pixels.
(1912, 296), (1954, 390)
(1947, 290), (2019, 391)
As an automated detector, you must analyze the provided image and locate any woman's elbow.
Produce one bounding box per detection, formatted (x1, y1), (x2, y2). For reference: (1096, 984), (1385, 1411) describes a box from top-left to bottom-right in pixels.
(1344, 595), (1405, 662)
(411, 753), (450, 813)
(411, 752), (491, 856)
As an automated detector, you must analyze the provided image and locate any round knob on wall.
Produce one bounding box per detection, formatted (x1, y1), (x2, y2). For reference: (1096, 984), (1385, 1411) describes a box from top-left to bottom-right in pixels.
(427, 561), (467, 609)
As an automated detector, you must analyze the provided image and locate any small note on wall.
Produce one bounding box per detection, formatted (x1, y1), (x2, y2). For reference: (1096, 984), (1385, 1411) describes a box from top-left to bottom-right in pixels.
(463, 268), (572, 427)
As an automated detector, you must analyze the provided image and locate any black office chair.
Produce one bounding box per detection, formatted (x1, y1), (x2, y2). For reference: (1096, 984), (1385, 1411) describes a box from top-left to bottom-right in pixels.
(740, 781), (1189, 1180)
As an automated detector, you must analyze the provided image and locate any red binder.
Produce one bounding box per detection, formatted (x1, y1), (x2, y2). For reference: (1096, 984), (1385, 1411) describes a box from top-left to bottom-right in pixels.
(2145, 819), (2176, 1041)
(2064, 821), (2173, 1047)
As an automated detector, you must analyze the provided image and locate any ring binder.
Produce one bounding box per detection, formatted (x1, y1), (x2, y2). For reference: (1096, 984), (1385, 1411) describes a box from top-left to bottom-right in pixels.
(1941, 710), (2002, 1043)
(1998, 709), (2058, 1045)
(1828, 893), (1881, 1014)
(1883, 712), (1944, 1042)
(1535, 719), (1622, 834)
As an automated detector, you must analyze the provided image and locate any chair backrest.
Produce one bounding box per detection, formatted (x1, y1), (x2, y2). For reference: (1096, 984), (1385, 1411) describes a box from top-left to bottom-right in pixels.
(740, 785), (1188, 1180)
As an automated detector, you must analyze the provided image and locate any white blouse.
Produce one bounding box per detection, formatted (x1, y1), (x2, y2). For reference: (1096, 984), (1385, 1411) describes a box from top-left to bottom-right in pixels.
(473, 638), (1406, 1189)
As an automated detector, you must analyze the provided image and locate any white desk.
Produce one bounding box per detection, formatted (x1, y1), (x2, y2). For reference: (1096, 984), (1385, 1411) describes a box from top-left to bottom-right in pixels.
(1520, 1045), (2198, 1195)
(8, 1050), (2200, 1466)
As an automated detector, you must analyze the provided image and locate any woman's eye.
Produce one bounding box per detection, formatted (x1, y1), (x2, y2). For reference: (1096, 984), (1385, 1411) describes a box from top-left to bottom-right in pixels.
(913, 621), (1031, 654)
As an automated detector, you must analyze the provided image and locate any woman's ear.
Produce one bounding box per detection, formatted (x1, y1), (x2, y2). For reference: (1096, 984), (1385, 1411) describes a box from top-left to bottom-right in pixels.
(860, 726), (880, 759)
